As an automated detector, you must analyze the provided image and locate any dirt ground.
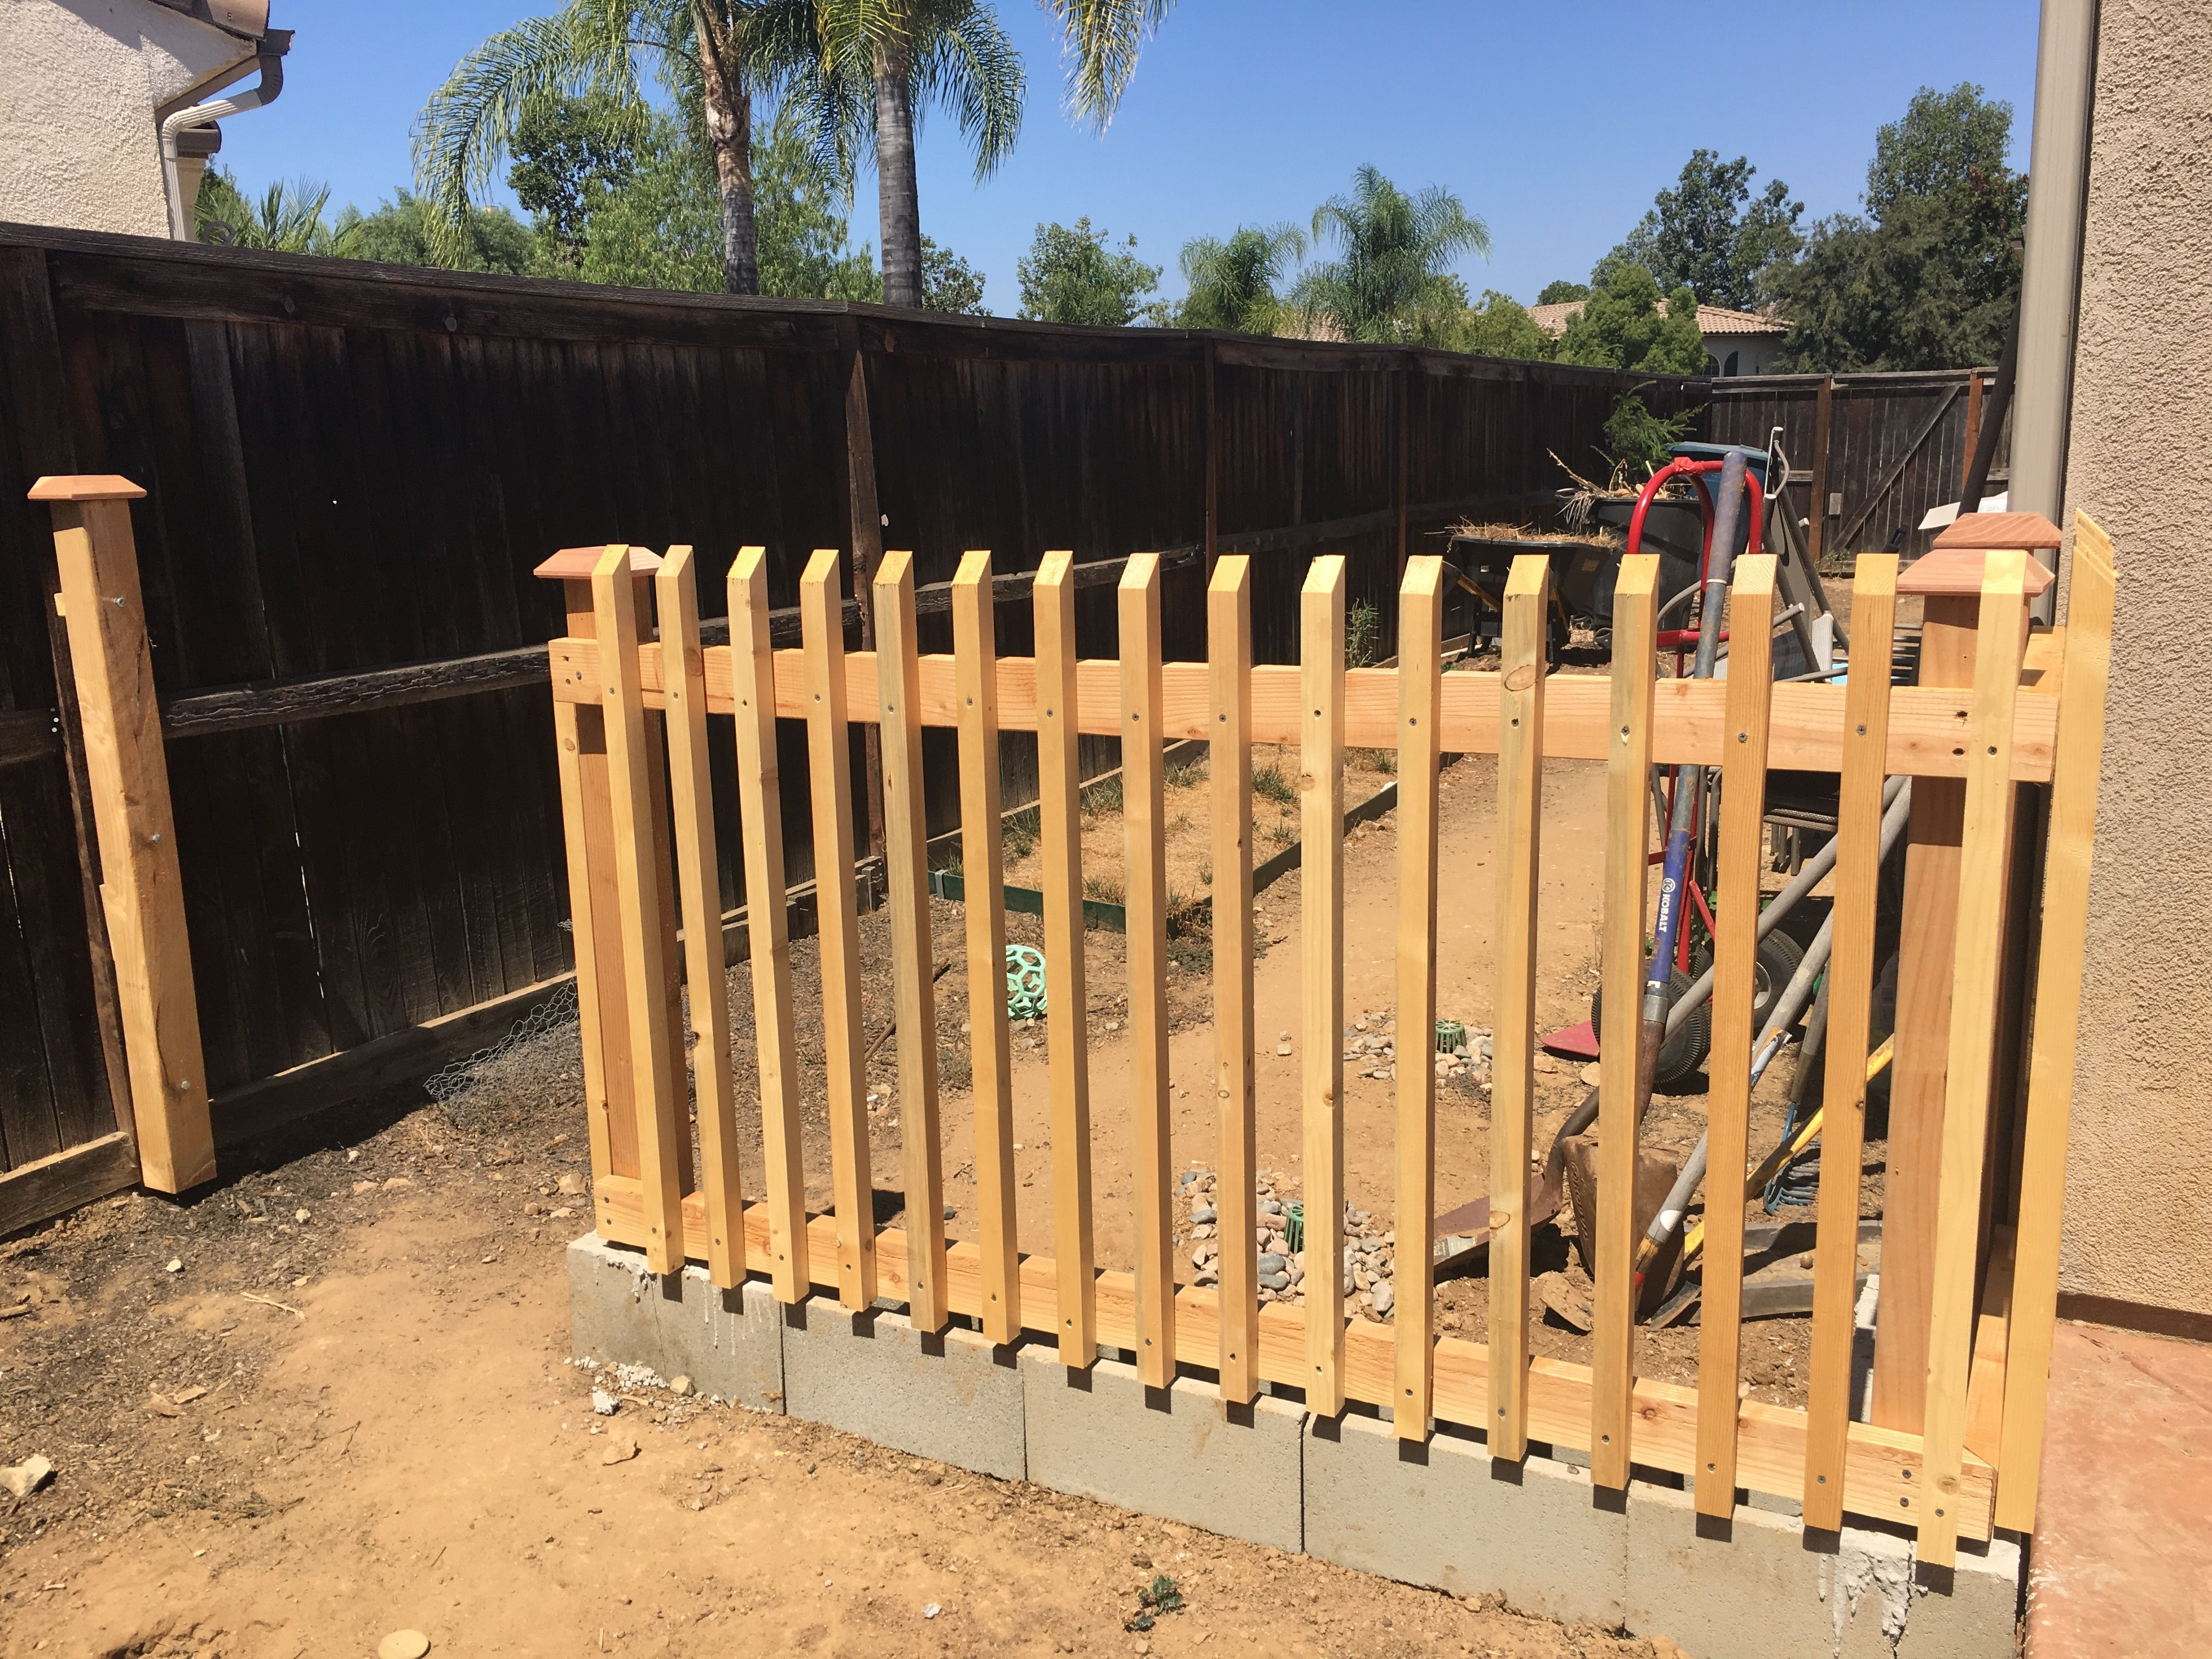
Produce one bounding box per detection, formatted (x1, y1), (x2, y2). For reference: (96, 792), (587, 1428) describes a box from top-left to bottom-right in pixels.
(0, 590), (1882, 1654)
(1, 1103), (1684, 1659)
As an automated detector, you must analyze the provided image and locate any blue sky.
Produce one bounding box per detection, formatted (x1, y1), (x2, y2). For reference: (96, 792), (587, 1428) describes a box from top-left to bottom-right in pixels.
(221, 1), (2041, 314)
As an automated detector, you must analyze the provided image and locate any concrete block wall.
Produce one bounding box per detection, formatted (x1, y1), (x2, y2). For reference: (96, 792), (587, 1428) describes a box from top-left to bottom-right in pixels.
(569, 1237), (2021, 1658)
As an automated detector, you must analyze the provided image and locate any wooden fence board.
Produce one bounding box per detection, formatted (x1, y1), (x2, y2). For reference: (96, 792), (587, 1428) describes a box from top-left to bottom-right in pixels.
(1208, 555), (1259, 1403)
(1301, 555), (1347, 1415)
(1393, 556), (1443, 1437)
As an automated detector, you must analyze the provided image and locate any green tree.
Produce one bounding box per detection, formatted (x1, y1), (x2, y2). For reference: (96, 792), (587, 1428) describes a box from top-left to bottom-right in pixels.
(1605, 150), (1802, 311)
(1017, 218), (1160, 324)
(921, 235), (988, 313)
(810, 1), (1173, 309)
(1769, 83), (2024, 371)
(194, 168), (352, 254)
(1600, 382), (1700, 472)
(416, 1), (836, 294)
(1445, 290), (1554, 361)
(1535, 279), (1588, 305)
(1172, 223), (1305, 333)
(1555, 261), (1705, 374)
(1289, 166), (1491, 343)
(339, 190), (536, 273)
(572, 106), (882, 298)
(507, 88), (641, 268)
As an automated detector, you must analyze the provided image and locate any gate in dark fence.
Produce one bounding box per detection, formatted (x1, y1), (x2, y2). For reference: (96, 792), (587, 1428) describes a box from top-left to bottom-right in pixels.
(0, 222), (1703, 1227)
(1707, 368), (2011, 566)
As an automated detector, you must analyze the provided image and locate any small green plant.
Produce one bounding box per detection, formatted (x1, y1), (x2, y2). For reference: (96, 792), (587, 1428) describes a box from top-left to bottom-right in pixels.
(1252, 762), (1296, 805)
(1599, 382), (1702, 473)
(1126, 1573), (1186, 1632)
(1345, 598), (1384, 667)
(1083, 872), (1124, 904)
(1197, 857), (1213, 886)
(1164, 755), (1207, 790)
(1080, 775), (1124, 819)
(1354, 747), (1398, 775)
(1265, 818), (1296, 845)
(1002, 808), (1039, 863)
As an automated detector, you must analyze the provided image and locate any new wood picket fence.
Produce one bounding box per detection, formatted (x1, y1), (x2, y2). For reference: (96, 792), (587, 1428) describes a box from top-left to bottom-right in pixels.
(540, 512), (2115, 1568)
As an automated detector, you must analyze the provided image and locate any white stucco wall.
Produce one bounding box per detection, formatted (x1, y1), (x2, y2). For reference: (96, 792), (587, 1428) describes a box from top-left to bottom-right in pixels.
(0, 0), (258, 239)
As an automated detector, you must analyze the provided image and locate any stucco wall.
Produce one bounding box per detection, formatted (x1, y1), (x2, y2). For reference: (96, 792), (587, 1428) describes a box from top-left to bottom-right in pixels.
(2058, 0), (2212, 1316)
(0, 0), (256, 239)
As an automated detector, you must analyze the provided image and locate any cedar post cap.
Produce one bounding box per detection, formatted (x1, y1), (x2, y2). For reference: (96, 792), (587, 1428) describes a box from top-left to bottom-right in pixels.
(533, 545), (663, 581)
(1898, 546), (2056, 599)
(28, 475), (146, 503)
(1930, 511), (2063, 551)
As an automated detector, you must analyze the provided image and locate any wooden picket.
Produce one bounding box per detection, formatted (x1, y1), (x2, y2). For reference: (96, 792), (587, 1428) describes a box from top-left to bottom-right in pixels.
(546, 517), (2112, 1545)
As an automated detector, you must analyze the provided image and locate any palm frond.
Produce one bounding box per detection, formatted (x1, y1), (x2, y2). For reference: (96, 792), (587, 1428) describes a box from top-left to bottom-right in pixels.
(910, 0), (1025, 179)
(1043, 0), (1174, 130)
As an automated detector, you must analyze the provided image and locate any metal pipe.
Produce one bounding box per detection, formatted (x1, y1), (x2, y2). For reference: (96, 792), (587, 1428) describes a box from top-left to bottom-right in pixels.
(2011, 0), (2100, 621)
(161, 47), (287, 241)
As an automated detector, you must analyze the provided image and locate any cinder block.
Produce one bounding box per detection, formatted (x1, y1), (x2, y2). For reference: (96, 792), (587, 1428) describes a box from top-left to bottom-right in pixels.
(1022, 1353), (1305, 1553)
(1304, 1412), (1630, 1625)
(565, 1233), (784, 1410)
(1625, 1475), (2022, 1659)
(781, 1298), (1026, 1481)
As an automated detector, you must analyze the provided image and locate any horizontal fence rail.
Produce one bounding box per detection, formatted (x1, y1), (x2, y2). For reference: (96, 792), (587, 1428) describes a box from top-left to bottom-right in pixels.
(549, 515), (2115, 1555)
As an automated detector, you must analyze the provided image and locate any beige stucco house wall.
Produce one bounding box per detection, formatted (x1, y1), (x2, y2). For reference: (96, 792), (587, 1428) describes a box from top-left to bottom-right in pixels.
(2057, 0), (2212, 1323)
(0, 0), (269, 239)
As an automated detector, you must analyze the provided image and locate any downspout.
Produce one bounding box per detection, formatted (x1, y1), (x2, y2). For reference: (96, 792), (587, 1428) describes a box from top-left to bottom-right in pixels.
(2010, 0), (2099, 621)
(160, 36), (290, 242)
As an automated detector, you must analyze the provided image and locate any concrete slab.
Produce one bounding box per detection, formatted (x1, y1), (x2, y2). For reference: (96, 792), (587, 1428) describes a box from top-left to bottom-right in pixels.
(1304, 1413), (1629, 1626)
(1627, 1478), (2021, 1659)
(2026, 1320), (2212, 1659)
(1022, 1352), (1305, 1553)
(781, 1299), (1026, 1482)
(565, 1233), (783, 1409)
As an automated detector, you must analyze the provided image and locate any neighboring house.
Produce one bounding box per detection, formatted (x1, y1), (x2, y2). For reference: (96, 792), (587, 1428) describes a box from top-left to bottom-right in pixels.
(1527, 298), (1790, 377)
(1, 0), (287, 241)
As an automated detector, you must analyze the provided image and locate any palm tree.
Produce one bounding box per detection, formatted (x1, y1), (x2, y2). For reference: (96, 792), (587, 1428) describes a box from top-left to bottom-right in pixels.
(814, 0), (1176, 308)
(1291, 166), (1492, 344)
(195, 168), (357, 256)
(415, 1), (821, 294)
(1175, 222), (1305, 334)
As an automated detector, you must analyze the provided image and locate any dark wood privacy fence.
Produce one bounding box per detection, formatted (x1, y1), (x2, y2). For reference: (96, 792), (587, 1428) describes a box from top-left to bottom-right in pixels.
(1707, 368), (2011, 564)
(0, 221), (1704, 1216)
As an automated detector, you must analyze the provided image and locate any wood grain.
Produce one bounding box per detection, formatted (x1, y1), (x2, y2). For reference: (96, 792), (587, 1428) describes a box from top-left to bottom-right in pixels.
(1695, 554), (1776, 1514)
(1301, 555), (1347, 1417)
(1208, 556), (1259, 1403)
(1803, 554), (1898, 1526)
(1995, 512), (2117, 1530)
(657, 546), (745, 1287)
(1593, 554), (1659, 1488)
(1393, 557), (1444, 1438)
(953, 551), (1022, 1344)
(1121, 554), (1176, 1386)
(1489, 552), (1549, 1460)
(872, 551), (946, 1331)
(727, 548), (810, 1300)
(1917, 552), (2027, 1568)
(801, 549), (878, 1311)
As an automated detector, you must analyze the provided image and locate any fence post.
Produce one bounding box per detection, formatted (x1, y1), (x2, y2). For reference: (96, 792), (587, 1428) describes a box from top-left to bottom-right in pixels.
(1807, 376), (1834, 566)
(1300, 555), (1347, 1416)
(32, 476), (213, 1194)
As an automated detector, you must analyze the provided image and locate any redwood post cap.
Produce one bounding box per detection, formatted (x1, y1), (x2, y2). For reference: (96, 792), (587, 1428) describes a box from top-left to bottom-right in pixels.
(533, 545), (663, 580)
(29, 475), (145, 503)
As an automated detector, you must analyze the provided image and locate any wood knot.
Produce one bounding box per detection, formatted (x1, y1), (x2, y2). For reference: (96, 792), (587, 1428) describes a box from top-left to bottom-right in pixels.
(1504, 664), (1539, 693)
